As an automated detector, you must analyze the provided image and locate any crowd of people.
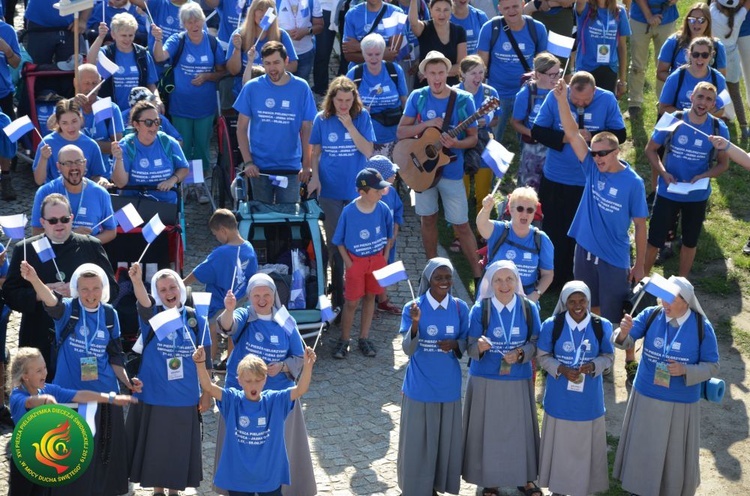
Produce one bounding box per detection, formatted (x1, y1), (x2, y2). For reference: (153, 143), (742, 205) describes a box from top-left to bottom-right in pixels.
(1, 0), (748, 494)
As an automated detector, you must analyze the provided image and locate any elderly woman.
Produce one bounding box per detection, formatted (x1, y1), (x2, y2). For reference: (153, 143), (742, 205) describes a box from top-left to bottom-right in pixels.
(308, 75), (375, 310)
(215, 274), (317, 496)
(612, 276), (719, 496)
(536, 281), (614, 496)
(346, 33), (409, 158)
(152, 2), (226, 181)
(463, 260), (542, 496)
(397, 258), (469, 496)
(19, 261), (142, 496)
(112, 100), (189, 204)
(410, 0), (467, 88)
(125, 263), (211, 496)
(87, 12), (160, 114)
(476, 187), (554, 303)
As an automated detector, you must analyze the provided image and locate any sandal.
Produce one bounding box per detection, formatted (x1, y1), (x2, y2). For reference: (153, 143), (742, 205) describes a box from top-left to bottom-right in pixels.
(517, 482), (543, 496)
(482, 489), (500, 496)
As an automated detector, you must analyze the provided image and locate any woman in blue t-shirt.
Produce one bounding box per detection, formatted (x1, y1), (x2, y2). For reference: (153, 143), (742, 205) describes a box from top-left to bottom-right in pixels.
(215, 273), (317, 495)
(612, 276), (720, 496)
(124, 263), (210, 496)
(536, 281), (614, 496)
(463, 260), (543, 496)
(397, 257), (468, 496)
(20, 262), (142, 496)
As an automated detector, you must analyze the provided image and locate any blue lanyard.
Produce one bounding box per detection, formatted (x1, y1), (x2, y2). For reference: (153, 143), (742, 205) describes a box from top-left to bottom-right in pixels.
(79, 300), (101, 355)
(496, 299), (518, 346)
(662, 313), (685, 358)
(566, 318), (588, 366)
(64, 180), (86, 222)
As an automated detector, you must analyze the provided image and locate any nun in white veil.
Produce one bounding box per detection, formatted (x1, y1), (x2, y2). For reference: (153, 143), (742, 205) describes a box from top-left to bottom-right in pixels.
(612, 276), (720, 496)
(462, 260), (543, 496)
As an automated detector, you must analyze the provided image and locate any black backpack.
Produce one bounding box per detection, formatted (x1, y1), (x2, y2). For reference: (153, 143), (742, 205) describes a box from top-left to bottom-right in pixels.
(670, 67), (719, 109)
(487, 223), (543, 265)
(50, 301), (117, 374)
(99, 42), (150, 101)
(550, 311), (605, 352)
(486, 15), (539, 75)
(351, 61), (400, 88)
(663, 110), (720, 169)
(642, 306), (705, 343)
(480, 295), (534, 342)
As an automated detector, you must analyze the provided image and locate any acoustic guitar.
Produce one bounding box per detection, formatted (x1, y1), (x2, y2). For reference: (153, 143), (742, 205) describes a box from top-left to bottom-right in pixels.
(393, 97), (500, 192)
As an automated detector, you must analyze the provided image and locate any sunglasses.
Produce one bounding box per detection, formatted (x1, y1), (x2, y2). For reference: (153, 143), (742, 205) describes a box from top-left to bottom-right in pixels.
(136, 118), (161, 128)
(590, 148), (618, 157)
(44, 216), (72, 225)
(59, 159), (85, 167)
(515, 206), (536, 214)
(687, 16), (707, 25)
(691, 51), (711, 59)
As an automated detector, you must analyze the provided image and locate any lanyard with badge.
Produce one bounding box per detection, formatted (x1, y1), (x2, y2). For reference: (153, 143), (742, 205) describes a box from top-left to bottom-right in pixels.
(498, 302), (518, 376)
(64, 181), (86, 226)
(565, 322), (590, 392)
(596, 11), (612, 64)
(654, 315), (684, 388)
(167, 308), (190, 381)
(80, 301), (101, 382)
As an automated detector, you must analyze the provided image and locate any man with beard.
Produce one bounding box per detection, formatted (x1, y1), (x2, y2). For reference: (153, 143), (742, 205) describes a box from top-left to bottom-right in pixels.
(30, 145), (117, 244)
(4, 193), (118, 378)
(234, 41), (317, 204)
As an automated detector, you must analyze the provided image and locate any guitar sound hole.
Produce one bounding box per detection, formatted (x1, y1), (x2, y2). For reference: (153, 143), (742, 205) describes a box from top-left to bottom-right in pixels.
(425, 145), (439, 160)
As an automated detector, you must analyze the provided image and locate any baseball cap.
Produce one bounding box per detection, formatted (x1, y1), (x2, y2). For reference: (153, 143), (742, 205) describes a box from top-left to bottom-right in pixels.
(356, 168), (390, 190)
(366, 155), (398, 181)
(129, 86), (157, 108)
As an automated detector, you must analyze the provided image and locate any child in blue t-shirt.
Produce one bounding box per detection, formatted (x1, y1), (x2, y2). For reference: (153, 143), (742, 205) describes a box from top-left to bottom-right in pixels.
(193, 345), (316, 495)
(331, 168), (394, 359)
(184, 208), (258, 368)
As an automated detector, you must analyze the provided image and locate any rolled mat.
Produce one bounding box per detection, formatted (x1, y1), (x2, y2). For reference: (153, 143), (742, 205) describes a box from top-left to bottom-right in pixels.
(701, 377), (725, 403)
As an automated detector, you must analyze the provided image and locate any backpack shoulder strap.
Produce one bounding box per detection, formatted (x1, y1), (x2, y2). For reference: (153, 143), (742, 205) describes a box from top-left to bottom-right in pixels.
(521, 296), (533, 343)
(673, 67), (687, 108)
(643, 306), (663, 337)
(352, 63), (364, 87)
(121, 132), (137, 163)
(104, 304), (116, 330)
(696, 312), (704, 343)
(59, 300), (81, 347)
(532, 226), (542, 254)
(524, 15), (538, 49)
(664, 110), (684, 157)
(385, 61), (399, 88)
(551, 311), (566, 352)
(590, 314), (604, 346)
(172, 32), (187, 66)
(526, 81), (537, 118)
(158, 132), (173, 161)
(488, 222), (511, 263)
(486, 17), (502, 74)
(481, 298), (490, 336)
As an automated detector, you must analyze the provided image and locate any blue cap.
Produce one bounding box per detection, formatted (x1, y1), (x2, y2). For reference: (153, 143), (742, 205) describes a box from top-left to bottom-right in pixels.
(366, 155), (398, 181)
(356, 168), (390, 190)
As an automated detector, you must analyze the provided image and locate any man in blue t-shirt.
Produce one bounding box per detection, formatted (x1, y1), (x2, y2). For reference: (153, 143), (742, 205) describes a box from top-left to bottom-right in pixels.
(644, 82), (730, 278)
(396, 51), (483, 292)
(531, 71), (626, 289)
(342, 0), (405, 69)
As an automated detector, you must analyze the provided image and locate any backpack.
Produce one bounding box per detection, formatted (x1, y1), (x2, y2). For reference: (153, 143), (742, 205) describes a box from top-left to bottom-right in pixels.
(157, 31), (219, 109)
(486, 15), (539, 75)
(486, 223), (543, 265)
(480, 295), (534, 343)
(663, 110), (720, 169)
(50, 301), (117, 374)
(642, 306), (705, 344)
(550, 311), (604, 352)
(99, 43), (150, 100)
(352, 61), (400, 88)
(670, 67), (719, 109)
(120, 131), (176, 166)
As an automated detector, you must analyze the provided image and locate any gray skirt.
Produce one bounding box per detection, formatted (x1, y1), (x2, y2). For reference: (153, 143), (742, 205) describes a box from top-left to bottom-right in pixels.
(126, 403), (203, 490)
(397, 395), (463, 496)
(538, 414), (609, 496)
(462, 376), (540, 488)
(613, 391), (701, 496)
(213, 400), (317, 496)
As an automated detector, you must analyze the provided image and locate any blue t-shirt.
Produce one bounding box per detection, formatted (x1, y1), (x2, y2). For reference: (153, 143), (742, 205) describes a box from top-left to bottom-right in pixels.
(146, 0), (185, 51)
(399, 0), (430, 52)
(512, 82), (550, 128)
(332, 200), (394, 257)
(399, 294), (469, 403)
(403, 87), (477, 180)
(485, 221), (553, 293)
(215, 387), (294, 492)
(343, 2), (406, 69)
(451, 6), (489, 54)
(534, 88), (625, 186)
(467, 296), (541, 380)
(0, 23), (21, 99)
(568, 158), (648, 269)
(657, 35), (727, 74)
(225, 28), (298, 97)
(104, 48), (159, 112)
(137, 306), (209, 406)
(163, 32), (227, 119)
(457, 82), (498, 132)
(225, 312), (305, 391)
(477, 16), (548, 98)
(25, 0), (73, 27)
(120, 132), (189, 203)
(33, 132), (109, 183)
(629, 0), (679, 25)
(191, 242), (259, 316)
(741, 12), (750, 37)
(31, 178), (116, 235)
(310, 111), (376, 201)
(659, 67), (727, 112)
(650, 112), (729, 202)
(575, 4), (631, 74)
(628, 306), (720, 404)
(537, 313), (614, 421)
(380, 186), (403, 264)
(233, 73), (317, 173)
(53, 300), (121, 393)
(87, 1), (148, 38)
(215, 0), (249, 42)
(10, 384), (77, 424)
(0, 112), (16, 159)
(81, 100), (125, 144)
(345, 62), (408, 144)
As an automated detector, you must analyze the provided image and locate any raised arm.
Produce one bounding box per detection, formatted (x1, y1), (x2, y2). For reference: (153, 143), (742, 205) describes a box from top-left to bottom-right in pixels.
(20, 261), (59, 307)
(290, 347), (317, 401)
(193, 345), (223, 400)
(409, 0), (426, 37)
(553, 79), (589, 162)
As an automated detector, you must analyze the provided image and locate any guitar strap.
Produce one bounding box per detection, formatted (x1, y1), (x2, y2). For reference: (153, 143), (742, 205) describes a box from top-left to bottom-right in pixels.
(442, 89), (457, 134)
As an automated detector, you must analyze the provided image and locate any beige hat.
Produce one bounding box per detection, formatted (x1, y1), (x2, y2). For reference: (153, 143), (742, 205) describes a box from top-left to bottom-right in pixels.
(419, 50), (452, 74)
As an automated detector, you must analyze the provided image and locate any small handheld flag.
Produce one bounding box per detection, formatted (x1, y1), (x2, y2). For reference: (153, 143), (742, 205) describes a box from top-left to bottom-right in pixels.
(546, 31), (576, 59)
(270, 175), (288, 189)
(318, 295), (335, 323)
(654, 112), (682, 133)
(192, 292), (211, 318)
(373, 261), (409, 287)
(273, 306), (296, 336)
(482, 140), (514, 179)
(92, 97), (114, 124)
(259, 7), (276, 30)
(0, 213), (27, 239)
(3, 116), (37, 143)
(32, 237), (56, 263)
(381, 11), (408, 38)
(717, 88), (732, 108)
(149, 307), (184, 341)
(643, 273), (681, 304)
(97, 53), (120, 79)
(142, 214), (165, 243)
(113, 203), (144, 233)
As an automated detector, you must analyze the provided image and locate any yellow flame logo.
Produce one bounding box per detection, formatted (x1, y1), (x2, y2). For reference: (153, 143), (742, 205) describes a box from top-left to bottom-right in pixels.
(31, 420), (72, 474)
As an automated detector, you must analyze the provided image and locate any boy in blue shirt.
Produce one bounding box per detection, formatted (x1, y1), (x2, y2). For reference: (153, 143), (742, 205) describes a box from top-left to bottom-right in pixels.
(184, 208), (258, 368)
(192, 345), (317, 495)
(331, 168), (394, 359)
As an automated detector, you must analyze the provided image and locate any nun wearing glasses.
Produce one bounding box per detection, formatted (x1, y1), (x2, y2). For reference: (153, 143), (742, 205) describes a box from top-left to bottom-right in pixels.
(536, 280), (614, 496)
(612, 276), (719, 496)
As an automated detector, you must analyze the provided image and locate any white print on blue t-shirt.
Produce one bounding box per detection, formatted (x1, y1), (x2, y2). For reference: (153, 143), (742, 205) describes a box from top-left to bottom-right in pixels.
(332, 201), (393, 257)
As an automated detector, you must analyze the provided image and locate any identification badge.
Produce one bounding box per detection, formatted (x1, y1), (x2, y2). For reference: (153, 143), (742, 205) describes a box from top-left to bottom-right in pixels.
(654, 362), (671, 388)
(80, 356), (98, 381)
(499, 358), (512, 375)
(167, 357), (184, 381)
(79, 207), (87, 216)
(567, 372), (585, 392)
(597, 44), (611, 63)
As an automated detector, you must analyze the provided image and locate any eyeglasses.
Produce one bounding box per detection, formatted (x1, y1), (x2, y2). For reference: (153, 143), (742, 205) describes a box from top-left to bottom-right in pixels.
(543, 70), (563, 78)
(136, 118), (161, 127)
(687, 16), (707, 25)
(515, 206), (536, 214)
(590, 148), (618, 157)
(691, 51), (711, 59)
(59, 159), (85, 167)
(43, 216), (72, 225)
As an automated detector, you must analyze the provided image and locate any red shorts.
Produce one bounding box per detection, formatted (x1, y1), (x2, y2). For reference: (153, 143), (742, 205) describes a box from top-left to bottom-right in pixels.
(344, 252), (386, 301)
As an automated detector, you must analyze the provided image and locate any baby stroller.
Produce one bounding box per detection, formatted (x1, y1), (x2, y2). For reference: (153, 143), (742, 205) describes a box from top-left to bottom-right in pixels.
(236, 199), (333, 340)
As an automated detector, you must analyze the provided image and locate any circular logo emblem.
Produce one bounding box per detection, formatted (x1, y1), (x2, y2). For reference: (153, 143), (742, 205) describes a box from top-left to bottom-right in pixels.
(166, 16), (174, 25)
(359, 229), (370, 240)
(678, 135), (689, 145)
(239, 416), (250, 427)
(186, 54), (196, 63)
(562, 341), (575, 353)
(265, 98), (275, 108)
(187, 318), (198, 328)
(505, 250), (516, 260)
(426, 325), (438, 336)
(653, 337), (664, 349)
(426, 110), (436, 119)
(139, 158), (149, 168)
(533, 104), (540, 114)
(492, 327), (502, 338)
(502, 42), (511, 51)
(79, 327), (88, 337)
(328, 132), (338, 143)
(116, 66), (125, 74)
(11, 404), (93, 487)
(169, 358), (181, 370)
(686, 90), (693, 101)
(597, 180), (605, 191)
(255, 332), (264, 342)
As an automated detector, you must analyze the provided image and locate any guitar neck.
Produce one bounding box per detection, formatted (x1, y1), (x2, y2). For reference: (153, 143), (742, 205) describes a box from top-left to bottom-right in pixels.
(446, 111), (483, 139)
